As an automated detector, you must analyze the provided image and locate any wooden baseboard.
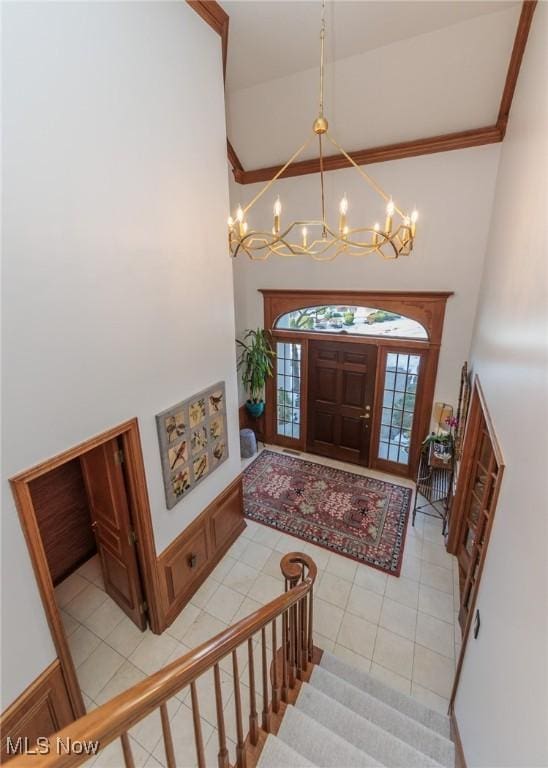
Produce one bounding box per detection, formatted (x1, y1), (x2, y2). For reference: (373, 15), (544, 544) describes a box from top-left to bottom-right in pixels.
(0, 661), (74, 762)
(158, 475), (246, 629)
(450, 709), (468, 768)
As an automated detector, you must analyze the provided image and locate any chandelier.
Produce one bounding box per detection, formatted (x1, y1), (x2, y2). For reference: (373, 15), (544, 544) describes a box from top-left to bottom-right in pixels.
(227, 0), (418, 262)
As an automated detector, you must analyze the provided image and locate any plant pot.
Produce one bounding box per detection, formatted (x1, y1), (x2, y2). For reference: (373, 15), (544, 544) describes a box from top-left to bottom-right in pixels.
(245, 400), (265, 418)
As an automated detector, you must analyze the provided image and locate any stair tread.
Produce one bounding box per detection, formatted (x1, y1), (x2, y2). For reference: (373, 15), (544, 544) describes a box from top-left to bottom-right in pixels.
(296, 682), (444, 768)
(320, 650), (451, 739)
(309, 666), (454, 767)
(278, 703), (384, 767)
(258, 734), (317, 768)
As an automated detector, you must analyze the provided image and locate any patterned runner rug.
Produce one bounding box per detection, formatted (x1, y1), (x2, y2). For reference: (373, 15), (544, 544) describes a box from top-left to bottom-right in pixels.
(243, 450), (412, 576)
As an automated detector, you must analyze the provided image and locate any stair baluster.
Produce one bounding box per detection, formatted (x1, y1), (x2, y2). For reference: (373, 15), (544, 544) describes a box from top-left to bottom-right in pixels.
(247, 637), (259, 745)
(261, 627), (271, 732)
(281, 610), (289, 703)
(190, 680), (206, 768)
(231, 650), (247, 768)
(120, 732), (135, 768)
(271, 619), (280, 713)
(159, 702), (176, 768)
(214, 664), (229, 768)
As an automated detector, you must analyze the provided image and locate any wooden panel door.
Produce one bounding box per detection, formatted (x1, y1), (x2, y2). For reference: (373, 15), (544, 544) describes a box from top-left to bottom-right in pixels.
(80, 439), (146, 629)
(307, 340), (377, 465)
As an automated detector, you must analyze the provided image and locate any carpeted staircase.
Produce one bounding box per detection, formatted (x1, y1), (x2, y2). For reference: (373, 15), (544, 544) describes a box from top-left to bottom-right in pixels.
(258, 650), (454, 768)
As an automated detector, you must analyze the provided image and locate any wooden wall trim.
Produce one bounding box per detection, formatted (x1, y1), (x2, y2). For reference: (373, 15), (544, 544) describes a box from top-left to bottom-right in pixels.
(497, 0), (538, 135)
(236, 125), (503, 185)
(188, 1), (537, 183)
(1, 661), (74, 762)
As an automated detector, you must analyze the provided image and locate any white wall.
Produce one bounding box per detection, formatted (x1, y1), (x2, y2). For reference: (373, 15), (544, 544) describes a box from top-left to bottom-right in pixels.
(1, 2), (239, 706)
(454, 5), (548, 766)
(231, 144), (501, 411)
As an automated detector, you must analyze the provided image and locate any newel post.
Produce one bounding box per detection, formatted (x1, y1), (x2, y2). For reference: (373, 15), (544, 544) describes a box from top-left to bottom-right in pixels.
(280, 553), (317, 688)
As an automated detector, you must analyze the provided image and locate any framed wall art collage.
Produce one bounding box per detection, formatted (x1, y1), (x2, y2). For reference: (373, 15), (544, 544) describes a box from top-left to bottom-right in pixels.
(156, 381), (228, 509)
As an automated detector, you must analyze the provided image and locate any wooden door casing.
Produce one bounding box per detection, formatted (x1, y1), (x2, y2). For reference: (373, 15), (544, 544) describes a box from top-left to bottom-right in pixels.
(307, 340), (377, 465)
(80, 439), (146, 630)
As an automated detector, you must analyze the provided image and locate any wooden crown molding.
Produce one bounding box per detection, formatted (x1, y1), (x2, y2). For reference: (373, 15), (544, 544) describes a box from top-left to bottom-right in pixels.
(188, 0), (537, 183)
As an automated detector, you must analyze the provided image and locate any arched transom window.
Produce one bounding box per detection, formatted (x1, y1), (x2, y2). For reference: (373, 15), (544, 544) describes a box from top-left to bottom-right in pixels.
(275, 305), (428, 340)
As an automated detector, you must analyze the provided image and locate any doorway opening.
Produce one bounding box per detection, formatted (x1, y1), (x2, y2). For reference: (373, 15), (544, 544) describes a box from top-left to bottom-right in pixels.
(10, 418), (162, 720)
(262, 290), (452, 479)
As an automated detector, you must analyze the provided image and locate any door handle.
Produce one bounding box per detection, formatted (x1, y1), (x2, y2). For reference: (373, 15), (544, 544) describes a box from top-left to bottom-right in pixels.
(91, 521), (98, 531)
(359, 413), (370, 419)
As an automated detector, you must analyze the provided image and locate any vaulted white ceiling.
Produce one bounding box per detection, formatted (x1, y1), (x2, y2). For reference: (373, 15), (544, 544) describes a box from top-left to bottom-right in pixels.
(224, 1), (521, 170)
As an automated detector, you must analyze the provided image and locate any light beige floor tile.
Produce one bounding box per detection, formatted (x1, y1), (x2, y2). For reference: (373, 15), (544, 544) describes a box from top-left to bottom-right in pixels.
(379, 598), (417, 641)
(354, 566), (387, 596)
(422, 519), (445, 543)
(77, 642), (125, 700)
(228, 536), (248, 559)
(76, 555), (103, 586)
(129, 631), (181, 675)
(81, 692), (95, 712)
(261, 550), (286, 579)
(83, 596), (125, 639)
(325, 553), (358, 583)
(130, 698), (180, 754)
(385, 575), (419, 609)
(302, 543), (331, 570)
(64, 582), (109, 623)
(223, 561), (259, 596)
(413, 644), (455, 699)
(346, 583), (383, 624)
(370, 663), (412, 695)
(242, 519), (260, 539)
(336, 612), (377, 659)
(94, 660), (146, 705)
(331, 644), (371, 673)
(313, 632), (335, 653)
(411, 682), (450, 715)
(421, 541), (454, 570)
(61, 609), (80, 637)
(181, 611), (227, 649)
(274, 533), (301, 555)
(420, 561), (453, 595)
(89, 734), (149, 768)
(252, 523), (283, 549)
(55, 573), (89, 608)
(400, 555), (422, 582)
(454, 617), (462, 644)
(165, 603), (202, 643)
(143, 754), (164, 768)
(415, 612), (454, 658)
(69, 624), (102, 668)
(191, 578), (221, 610)
(372, 627), (414, 679)
(317, 571), (352, 609)
(403, 535), (423, 560)
(314, 597), (344, 642)
(418, 585), (454, 623)
(247, 573), (284, 605)
(210, 555), (237, 582)
(205, 584), (245, 624)
(240, 540), (272, 570)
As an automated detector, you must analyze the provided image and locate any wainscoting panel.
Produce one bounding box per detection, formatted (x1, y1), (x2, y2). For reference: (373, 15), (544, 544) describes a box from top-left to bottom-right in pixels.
(158, 475), (245, 628)
(0, 661), (74, 762)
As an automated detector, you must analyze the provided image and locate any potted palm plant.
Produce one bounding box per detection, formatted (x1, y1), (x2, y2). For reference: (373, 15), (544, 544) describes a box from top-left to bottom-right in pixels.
(237, 328), (275, 418)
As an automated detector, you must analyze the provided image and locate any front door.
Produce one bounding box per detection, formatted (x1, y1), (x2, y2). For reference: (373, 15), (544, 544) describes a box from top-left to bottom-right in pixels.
(307, 340), (377, 465)
(80, 439), (147, 629)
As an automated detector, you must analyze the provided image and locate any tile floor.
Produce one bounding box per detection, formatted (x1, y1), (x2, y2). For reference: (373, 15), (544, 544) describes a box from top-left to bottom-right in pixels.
(56, 444), (462, 767)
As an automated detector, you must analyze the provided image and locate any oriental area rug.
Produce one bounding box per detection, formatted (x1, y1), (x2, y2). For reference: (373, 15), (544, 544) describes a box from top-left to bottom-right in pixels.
(243, 450), (412, 576)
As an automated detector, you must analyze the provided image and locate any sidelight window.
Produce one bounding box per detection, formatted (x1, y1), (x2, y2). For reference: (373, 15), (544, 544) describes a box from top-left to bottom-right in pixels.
(378, 353), (421, 465)
(276, 342), (301, 439)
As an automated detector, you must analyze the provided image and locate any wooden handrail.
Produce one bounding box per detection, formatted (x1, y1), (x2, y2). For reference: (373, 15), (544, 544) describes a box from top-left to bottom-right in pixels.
(9, 552), (317, 768)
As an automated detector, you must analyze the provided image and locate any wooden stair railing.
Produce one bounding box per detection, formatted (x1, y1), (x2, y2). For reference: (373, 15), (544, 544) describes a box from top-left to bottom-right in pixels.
(8, 552), (317, 768)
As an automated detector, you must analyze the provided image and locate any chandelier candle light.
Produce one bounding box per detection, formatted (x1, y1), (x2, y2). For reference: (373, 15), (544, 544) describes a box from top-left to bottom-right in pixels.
(227, 0), (419, 261)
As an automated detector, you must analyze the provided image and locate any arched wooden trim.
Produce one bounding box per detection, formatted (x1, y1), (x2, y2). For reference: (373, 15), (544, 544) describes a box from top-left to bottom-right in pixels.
(261, 290), (452, 347)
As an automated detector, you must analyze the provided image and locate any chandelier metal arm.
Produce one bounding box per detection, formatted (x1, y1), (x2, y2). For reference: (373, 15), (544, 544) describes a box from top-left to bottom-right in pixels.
(227, 0), (418, 262)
